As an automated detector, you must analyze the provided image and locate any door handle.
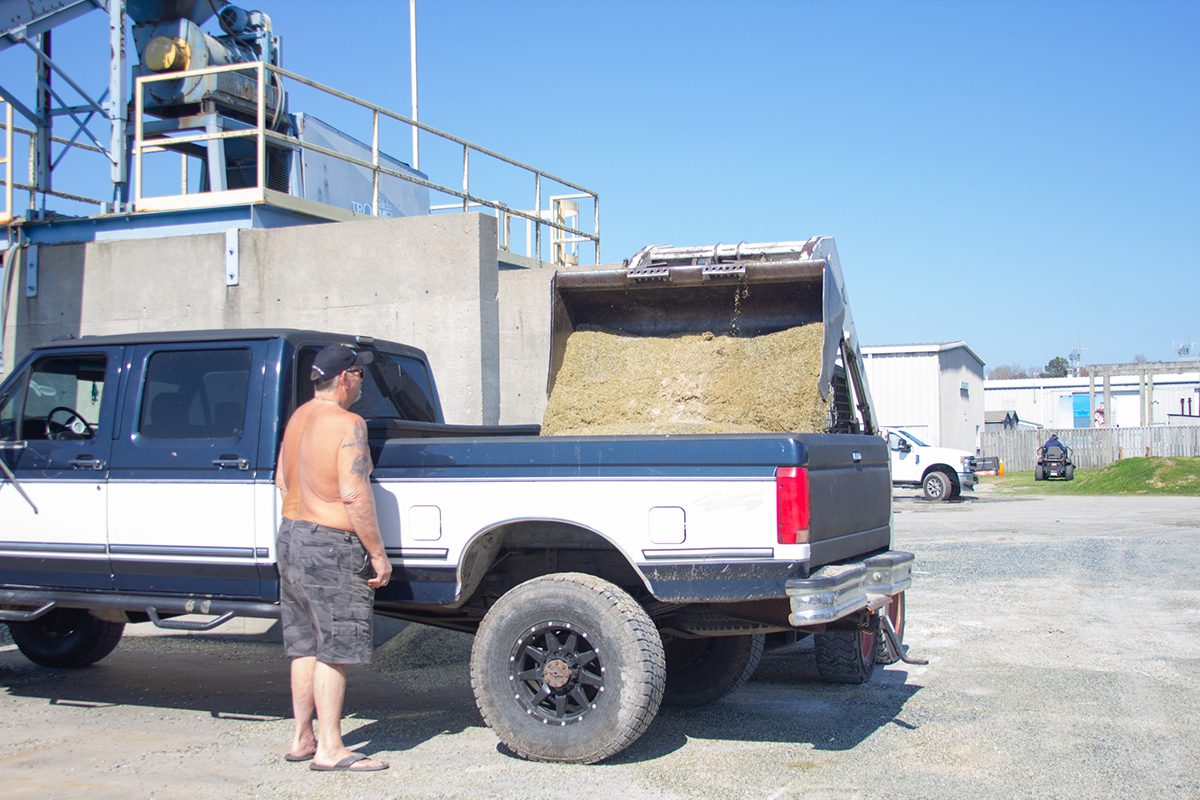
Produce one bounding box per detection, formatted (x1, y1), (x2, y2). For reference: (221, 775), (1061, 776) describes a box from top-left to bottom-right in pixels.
(212, 456), (250, 471)
(69, 456), (106, 470)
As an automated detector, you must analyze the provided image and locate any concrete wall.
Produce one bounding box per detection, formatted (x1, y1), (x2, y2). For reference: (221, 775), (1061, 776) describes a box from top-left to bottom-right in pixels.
(2, 213), (559, 425)
(496, 263), (556, 424)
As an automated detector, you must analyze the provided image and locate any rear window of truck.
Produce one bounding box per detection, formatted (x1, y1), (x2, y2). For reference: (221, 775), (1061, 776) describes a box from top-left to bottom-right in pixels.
(296, 347), (438, 423)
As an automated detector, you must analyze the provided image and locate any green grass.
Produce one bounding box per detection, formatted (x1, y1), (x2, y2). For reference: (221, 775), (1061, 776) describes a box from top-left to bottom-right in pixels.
(982, 457), (1200, 496)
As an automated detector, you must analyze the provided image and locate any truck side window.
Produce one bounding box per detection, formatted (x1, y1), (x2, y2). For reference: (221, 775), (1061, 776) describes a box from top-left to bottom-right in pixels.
(139, 349), (251, 439)
(21, 354), (107, 440)
(296, 348), (438, 422)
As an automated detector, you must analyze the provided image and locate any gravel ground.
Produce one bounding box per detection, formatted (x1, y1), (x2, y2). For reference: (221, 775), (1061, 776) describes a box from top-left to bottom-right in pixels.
(1, 489), (1198, 799)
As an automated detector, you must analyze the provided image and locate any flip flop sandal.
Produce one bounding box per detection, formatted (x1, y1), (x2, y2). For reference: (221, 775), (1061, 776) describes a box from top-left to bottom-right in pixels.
(309, 752), (389, 772)
(284, 750), (315, 763)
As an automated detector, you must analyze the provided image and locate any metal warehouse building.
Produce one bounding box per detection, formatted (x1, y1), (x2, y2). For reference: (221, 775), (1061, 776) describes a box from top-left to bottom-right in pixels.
(862, 342), (985, 451)
(984, 371), (1200, 429)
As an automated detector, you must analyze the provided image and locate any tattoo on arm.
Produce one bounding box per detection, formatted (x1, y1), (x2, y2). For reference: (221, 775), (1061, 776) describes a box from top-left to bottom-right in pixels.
(345, 419), (372, 478)
(351, 449), (371, 478)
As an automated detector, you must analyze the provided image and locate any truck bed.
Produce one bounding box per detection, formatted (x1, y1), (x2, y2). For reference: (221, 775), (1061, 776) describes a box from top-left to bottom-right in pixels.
(366, 431), (890, 606)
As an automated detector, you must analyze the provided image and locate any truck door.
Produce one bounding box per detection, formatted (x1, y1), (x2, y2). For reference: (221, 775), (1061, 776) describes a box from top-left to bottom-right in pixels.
(0, 347), (121, 590)
(107, 341), (269, 598)
(887, 431), (919, 481)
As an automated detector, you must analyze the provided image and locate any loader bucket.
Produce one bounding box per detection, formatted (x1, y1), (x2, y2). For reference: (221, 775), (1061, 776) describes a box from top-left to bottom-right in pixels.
(547, 236), (876, 432)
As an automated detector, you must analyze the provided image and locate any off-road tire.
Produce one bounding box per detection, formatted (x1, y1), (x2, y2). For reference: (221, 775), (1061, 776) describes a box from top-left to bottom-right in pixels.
(922, 470), (952, 501)
(815, 621), (877, 684)
(875, 592), (907, 665)
(470, 573), (665, 764)
(9, 608), (125, 668)
(662, 633), (765, 707)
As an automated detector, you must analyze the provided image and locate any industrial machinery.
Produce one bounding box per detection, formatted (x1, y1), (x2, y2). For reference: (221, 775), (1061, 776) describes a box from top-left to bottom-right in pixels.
(125, 0), (428, 211)
(547, 237), (878, 436)
(129, 0), (288, 192)
(131, 0), (282, 121)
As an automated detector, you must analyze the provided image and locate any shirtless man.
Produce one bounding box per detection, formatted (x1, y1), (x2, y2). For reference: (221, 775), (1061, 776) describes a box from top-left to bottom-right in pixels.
(275, 344), (393, 772)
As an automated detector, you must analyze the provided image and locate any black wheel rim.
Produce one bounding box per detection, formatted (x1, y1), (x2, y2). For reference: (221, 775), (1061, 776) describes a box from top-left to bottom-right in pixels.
(509, 621), (604, 725)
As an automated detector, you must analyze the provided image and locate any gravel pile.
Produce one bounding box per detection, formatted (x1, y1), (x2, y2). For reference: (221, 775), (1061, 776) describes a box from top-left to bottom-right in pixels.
(541, 324), (828, 436)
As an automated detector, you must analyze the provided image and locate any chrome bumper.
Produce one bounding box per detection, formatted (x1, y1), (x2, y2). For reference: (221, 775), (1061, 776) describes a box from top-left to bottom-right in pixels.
(785, 550), (913, 626)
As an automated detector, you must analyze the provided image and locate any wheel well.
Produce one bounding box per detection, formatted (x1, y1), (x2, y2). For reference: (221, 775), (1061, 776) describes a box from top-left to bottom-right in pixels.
(923, 464), (959, 487)
(458, 521), (647, 611)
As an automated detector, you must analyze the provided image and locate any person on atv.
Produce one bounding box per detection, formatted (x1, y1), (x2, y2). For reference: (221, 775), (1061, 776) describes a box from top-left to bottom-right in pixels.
(1041, 434), (1065, 457)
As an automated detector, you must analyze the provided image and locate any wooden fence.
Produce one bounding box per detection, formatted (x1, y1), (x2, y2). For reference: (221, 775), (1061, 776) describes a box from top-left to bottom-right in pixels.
(979, 426), (1200, 471)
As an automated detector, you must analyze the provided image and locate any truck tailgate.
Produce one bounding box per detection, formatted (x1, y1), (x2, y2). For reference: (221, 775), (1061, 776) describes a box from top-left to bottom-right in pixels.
(802, 433), (892, 568)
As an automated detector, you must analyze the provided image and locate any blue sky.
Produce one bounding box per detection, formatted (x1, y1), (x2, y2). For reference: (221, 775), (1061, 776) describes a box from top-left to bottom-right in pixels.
(4, 1), (1197, 371)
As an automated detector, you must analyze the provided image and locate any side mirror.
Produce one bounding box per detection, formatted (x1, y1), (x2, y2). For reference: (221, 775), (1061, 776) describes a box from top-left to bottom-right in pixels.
(898, 439), (911, 453)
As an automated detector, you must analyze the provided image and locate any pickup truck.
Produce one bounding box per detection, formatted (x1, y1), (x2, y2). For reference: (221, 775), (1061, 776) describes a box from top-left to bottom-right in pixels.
(0, 238), (915, 764)
(884, 428), (978, 501)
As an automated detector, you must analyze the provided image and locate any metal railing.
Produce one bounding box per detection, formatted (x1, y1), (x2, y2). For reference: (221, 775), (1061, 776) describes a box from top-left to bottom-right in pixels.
(1, 101), (10, 224)
(0, 101), (106, 223)
(133, 62), (600, 264)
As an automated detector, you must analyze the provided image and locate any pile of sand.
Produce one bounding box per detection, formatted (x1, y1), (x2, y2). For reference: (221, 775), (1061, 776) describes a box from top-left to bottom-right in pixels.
(541, 323), (828, 436)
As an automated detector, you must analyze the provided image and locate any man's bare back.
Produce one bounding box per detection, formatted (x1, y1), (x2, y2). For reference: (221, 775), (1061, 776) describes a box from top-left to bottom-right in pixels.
(278, 398), (370, 532)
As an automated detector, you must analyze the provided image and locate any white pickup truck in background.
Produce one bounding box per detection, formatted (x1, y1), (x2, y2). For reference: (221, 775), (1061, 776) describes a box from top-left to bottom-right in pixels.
(884, 429), (977, 501)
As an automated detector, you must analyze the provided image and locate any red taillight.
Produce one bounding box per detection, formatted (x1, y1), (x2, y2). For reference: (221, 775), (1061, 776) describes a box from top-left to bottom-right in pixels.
(776, 466), (810, 545)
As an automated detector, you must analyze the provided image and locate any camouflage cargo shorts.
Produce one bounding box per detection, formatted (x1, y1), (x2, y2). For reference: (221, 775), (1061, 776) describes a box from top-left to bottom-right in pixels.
(277, 518), (375, 665)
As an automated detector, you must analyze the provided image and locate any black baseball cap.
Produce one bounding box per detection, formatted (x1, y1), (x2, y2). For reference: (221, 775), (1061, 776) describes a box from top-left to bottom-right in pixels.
(310, 345), (374, 382)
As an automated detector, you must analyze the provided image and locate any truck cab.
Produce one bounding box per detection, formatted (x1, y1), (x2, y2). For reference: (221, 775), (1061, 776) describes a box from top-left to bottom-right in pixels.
(0, 329), (442, 601)
(884, 428), (977, 501)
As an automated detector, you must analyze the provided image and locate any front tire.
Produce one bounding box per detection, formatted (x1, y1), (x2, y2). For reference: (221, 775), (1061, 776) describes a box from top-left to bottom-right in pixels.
(9, 608), (125, 667)
(662, 633), (765, 707)
(815, 620), (877, 684)
(470, 573), (665, 764)
(922, 470), (952, 501)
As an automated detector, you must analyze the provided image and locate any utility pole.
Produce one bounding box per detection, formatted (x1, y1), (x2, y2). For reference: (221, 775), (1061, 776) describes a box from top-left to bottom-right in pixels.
(410, 0), (419, 171)
(109, 0), (128, 207)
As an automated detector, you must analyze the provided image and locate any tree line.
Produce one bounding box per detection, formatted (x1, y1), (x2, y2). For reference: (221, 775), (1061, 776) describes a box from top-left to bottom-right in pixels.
(987, 354), (1152, 380)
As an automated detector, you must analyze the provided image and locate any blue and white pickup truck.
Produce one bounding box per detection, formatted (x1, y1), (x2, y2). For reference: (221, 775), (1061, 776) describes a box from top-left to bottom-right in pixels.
(0, 238), (915, 764)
